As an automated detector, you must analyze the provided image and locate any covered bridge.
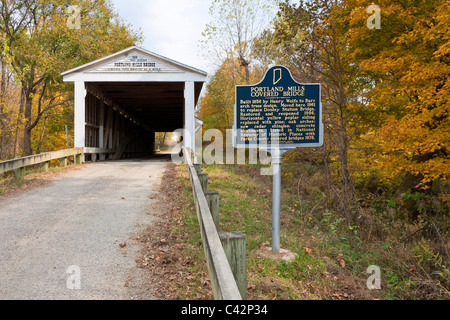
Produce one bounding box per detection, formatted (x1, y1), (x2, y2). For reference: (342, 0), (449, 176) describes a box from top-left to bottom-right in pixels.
(62, 46), (207, 161)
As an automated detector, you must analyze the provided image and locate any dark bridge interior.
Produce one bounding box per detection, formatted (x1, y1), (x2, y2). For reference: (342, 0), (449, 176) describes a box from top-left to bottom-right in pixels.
(94, 82), (204, 132)
(83, 81), (203, 161)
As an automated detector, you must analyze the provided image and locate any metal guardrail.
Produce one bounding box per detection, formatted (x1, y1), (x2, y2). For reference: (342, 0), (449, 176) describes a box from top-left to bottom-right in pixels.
(183, 147), (243, 300)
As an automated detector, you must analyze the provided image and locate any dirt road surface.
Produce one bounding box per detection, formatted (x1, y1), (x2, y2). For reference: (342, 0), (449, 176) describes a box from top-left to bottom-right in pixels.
(0, 155), (171, 300)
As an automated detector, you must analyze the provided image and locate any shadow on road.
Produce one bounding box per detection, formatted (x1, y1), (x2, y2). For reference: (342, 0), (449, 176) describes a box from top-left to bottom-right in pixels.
(91, 151), (176, 163)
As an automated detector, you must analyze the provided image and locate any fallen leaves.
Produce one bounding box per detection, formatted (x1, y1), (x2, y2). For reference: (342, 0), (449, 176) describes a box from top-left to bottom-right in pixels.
(337, 254), (346, 269)
(247, 282), (257, 290)
(118, 242), (127, 255)
(134, 163), (212, 300)
(332, 292), (350, 300)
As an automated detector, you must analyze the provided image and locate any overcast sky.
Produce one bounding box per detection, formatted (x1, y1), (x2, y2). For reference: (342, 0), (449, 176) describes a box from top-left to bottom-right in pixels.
(109, 1), (298, 76)
(110, 0), (212, 73)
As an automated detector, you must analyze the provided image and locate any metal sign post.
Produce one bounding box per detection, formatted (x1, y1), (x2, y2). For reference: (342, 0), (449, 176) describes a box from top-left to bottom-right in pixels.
(268, 146), (295, 253)
(271, 148), (282, 253)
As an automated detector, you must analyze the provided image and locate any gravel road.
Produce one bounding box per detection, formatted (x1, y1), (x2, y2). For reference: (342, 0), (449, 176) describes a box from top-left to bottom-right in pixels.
(0, 155), (170, 300)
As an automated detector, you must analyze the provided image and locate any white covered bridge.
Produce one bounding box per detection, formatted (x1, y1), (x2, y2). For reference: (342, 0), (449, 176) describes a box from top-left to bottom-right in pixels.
(62, 46), (207, 161)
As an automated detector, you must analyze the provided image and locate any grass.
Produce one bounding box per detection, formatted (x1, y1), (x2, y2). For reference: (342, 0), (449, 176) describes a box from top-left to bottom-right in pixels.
(174, 161), (450, 300)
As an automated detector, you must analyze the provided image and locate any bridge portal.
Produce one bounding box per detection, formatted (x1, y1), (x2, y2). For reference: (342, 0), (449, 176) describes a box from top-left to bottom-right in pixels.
(62, 46), (207, 161)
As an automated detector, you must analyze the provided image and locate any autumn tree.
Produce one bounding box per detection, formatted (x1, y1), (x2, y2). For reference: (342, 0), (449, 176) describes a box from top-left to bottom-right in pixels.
(337, 0), (449, 193)
(0, 67), (19, 160)
(0, 0), (141, 157)
(201, 0), (277, 84)
(198, 57), (262, 135)
(255, 0), (369, 219)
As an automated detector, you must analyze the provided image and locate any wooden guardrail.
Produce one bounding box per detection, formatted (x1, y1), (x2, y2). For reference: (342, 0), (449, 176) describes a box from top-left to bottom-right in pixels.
(83, 147), (117, 162)
(183, 147), (246, 300)
(0, 147), (126, 180)
(0, 148), (84, 179)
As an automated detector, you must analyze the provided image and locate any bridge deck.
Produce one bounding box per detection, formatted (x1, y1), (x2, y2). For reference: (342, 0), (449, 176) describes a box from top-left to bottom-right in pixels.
(0, 155), (171, 299)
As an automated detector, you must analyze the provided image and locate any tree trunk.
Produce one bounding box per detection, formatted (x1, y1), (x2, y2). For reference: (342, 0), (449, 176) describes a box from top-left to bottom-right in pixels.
(36, 116), (47, 154)
(0, 58), (6, 159)
(23, 126), (32, 156)
(244, 64), (250, 85)
(13, 90), (26, 158)
(23, 90), (34, 156)
(338, 121), (355, 222)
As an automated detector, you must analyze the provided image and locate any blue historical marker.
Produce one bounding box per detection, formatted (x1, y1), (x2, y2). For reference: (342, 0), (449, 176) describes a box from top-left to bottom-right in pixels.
(234, 65), (323, 148)
(234, 66), (323, 253)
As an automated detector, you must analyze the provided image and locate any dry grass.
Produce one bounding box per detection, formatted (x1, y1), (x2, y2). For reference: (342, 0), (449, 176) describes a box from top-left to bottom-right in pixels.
(163, 162), (450, 300)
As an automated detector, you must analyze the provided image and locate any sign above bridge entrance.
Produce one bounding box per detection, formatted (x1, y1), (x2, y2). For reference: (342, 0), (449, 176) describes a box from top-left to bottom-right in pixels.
(92, 52), (182, 73)
(234, 65), (323, 149)
(61, 46), (207, 83)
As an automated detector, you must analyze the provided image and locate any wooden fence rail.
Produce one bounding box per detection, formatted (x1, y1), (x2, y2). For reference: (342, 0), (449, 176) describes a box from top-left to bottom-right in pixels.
(0, 147), (126, 180)
(183, 147), (245, 300)
(0, 148), (85, 179)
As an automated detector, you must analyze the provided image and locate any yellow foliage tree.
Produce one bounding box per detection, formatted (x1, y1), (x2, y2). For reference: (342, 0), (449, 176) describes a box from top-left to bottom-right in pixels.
(197, 58), (263, 135)
(338, 0), (449, 189)
(0, 0), (142, 157)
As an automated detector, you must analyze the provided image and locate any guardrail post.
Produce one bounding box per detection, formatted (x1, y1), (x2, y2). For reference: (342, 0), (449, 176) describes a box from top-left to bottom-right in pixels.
(59, 157), (68, 167)
(13, 167), (25, 180)
(205, 191), (220, 230)
(40, 161), (49, 172)
(194, 164), (202, 174)
(219, 231), (247, 300)
(74, 154), (82, 164)
(198, 173), (208, 192)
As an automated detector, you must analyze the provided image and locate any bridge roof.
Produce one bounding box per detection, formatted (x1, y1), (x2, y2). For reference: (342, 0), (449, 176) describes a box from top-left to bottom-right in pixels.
(62, 46), (207, 132)
(61, 46), (207, 82)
